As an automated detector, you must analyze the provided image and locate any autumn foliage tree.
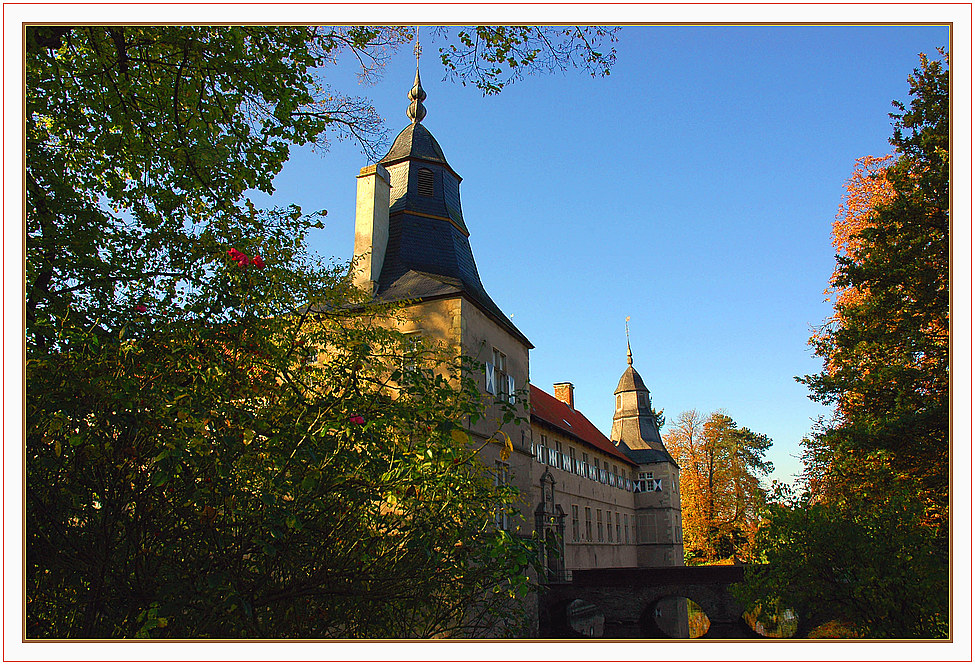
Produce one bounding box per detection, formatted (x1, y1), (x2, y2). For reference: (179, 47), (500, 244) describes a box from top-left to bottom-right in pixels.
(738, 51), (949, 638)
(664, 410), (773, 563)
(801, 50), (949, 535)
(25, 25), (618, 638)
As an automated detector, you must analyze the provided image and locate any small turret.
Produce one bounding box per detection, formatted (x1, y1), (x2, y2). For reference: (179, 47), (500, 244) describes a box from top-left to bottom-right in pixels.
(611, 332), (671, 462)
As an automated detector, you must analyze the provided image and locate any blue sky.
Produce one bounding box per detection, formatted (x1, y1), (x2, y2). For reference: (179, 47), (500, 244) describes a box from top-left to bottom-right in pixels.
(249, 25), (950, 486)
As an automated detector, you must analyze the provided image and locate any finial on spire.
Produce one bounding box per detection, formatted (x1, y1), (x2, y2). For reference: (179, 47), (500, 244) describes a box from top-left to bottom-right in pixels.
(625, 317), (633, 366)
(407, 27), (426, 123)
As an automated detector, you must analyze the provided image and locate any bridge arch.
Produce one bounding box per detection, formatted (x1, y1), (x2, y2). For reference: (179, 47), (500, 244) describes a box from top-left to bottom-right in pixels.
(540, 565), (769, 639)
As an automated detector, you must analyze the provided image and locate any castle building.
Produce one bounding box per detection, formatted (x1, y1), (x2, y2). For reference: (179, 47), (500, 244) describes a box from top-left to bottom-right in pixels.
(352, 69), (683, 578)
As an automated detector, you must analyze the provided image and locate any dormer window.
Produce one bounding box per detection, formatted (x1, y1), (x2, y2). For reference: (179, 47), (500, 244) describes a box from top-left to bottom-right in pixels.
(418, 168), (435, 197)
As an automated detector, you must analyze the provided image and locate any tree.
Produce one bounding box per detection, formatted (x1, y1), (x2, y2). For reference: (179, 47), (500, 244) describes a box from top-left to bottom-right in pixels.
(25, 25), (618, 638)
(27, 26), (617, 347)
(664, 410), (773, 563)
(434, 26), (618, 94)
(739, 51), (950, 639)
(27, 265), (535, 637)
(801, 50), (949, 539)
(737, 464), (947, 638)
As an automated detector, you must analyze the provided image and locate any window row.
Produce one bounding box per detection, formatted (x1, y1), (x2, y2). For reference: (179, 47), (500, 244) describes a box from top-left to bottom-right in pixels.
(531, 441), (635, 491)
(634, 470), (676, 494)
(570, 505), (631, 545)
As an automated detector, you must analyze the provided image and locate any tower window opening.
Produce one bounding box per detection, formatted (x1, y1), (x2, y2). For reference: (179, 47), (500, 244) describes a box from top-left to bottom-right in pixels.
(418, 168), (435, 196)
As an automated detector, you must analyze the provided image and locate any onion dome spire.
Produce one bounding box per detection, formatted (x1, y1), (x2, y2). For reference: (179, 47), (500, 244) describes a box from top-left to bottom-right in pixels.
(407, 68), (427, 123)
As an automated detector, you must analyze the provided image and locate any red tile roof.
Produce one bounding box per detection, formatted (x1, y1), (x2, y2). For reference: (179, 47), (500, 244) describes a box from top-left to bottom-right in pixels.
(530, 384), (634, 466)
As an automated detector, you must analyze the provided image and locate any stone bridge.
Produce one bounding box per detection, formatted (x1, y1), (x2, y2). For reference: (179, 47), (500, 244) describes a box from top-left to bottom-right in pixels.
(539, 565), (769, 638)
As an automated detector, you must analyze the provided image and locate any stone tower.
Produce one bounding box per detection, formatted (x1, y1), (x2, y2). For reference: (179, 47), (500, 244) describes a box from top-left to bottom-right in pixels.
(611, 338), (684, 567)
(350, 68), (535, 530)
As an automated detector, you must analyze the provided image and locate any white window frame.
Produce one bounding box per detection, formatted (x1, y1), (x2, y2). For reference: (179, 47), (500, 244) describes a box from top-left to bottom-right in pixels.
(492, 349), (508, 400)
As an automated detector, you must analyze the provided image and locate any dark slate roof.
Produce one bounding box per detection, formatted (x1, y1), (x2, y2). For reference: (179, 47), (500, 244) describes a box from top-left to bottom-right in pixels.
(615, 365), (649, 394)
(382, 122), (450, 169)
(611, 359), (677, 467)
(372, 120), (531, 349)
(530, 385), (635, 466)
(617, 441), (677, 467)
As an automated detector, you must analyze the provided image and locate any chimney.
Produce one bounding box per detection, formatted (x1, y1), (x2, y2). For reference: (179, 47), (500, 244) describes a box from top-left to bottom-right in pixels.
(353, 163), (391, 294)
(553, 382), (574, 409)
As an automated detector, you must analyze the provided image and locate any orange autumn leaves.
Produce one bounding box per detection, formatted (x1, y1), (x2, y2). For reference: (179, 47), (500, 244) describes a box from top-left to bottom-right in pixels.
(828, 154), (895, 312)
(814, 155), (896, 420)
(665, 410), (773, 564)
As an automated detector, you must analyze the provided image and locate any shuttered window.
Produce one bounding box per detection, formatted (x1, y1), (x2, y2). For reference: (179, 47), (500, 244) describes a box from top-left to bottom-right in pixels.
(418, 168), (435, 196)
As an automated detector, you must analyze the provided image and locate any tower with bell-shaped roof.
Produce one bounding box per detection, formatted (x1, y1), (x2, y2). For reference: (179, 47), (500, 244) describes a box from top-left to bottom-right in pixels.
(611, 326), (684, 567)
(351, 65), (534, 532)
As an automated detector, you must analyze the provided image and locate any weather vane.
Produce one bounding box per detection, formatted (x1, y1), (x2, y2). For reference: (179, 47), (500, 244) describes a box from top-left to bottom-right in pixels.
(407, 27), (427, 124)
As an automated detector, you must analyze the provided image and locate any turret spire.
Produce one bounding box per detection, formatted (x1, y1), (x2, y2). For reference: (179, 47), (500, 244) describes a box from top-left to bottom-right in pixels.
(626, 316), (633, 366)
(407, 30), (426, 123)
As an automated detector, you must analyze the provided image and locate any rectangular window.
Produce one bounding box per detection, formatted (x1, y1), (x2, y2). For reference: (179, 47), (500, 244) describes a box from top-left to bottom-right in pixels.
(493, 348), (508, 398)
(569, 447), (577, 474)
(585, 507), (592, 542)
(616, 512), (621, 543)
(636, 471), (664, 493)
(596, 509), (604, 542)
(624, 514), (630, 544)
(571, 505), (580, 542)
(607, 511), (613, 542)
(400, 331), (423, 376)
